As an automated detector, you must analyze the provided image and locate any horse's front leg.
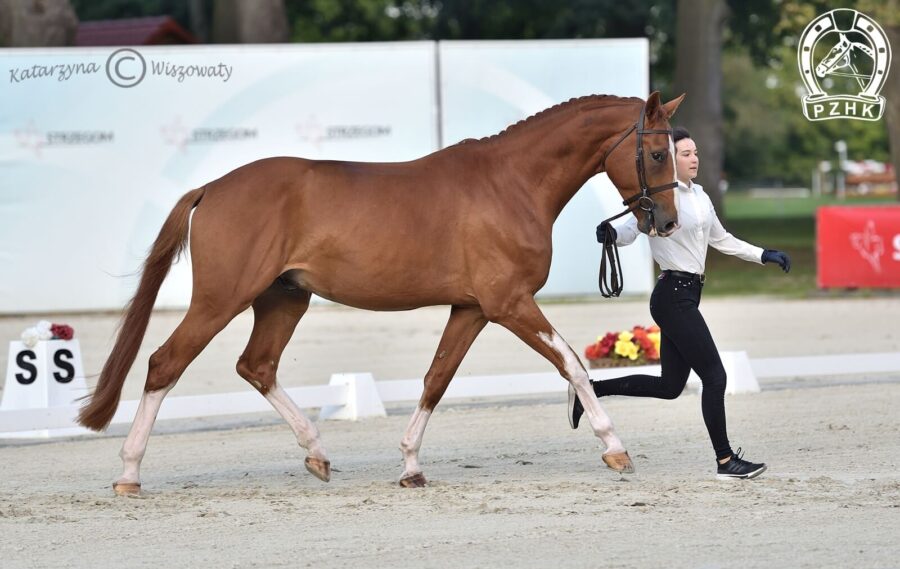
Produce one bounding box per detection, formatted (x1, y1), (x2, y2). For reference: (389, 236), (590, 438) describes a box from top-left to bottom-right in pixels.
(486, 295), (634, 473)
(399, 305), (487, 487)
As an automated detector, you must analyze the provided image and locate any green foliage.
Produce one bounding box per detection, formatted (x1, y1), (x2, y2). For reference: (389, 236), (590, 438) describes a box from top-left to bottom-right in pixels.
(285, 0), (431, 42)
(723, 44), (890, 188)
(721, 1), (891, 188)
(856, 0), (900, 28)
(724, 0), (786, 66)
(284, 0), (677, 88)
(424, 0), (671, 41)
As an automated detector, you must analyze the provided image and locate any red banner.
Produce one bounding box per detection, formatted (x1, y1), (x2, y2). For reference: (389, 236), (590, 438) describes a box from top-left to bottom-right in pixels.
(817, 206), (900, 288)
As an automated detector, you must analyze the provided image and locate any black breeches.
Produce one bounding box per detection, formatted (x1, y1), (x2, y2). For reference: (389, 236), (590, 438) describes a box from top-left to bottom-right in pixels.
(593, 273), (732, 460)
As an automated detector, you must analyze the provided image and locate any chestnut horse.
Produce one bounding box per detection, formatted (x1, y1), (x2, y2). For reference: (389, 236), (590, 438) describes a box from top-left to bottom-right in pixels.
(78, 92), (683, 494)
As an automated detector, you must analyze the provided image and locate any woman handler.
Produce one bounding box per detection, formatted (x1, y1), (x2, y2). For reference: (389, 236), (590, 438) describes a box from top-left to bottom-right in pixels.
(569, 127), (791, 480)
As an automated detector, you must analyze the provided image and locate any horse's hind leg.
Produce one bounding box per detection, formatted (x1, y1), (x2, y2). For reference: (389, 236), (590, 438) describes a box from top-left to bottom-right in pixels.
(236, 282), (331, 482)
(486, 294), (634, 474)
(115, 300), (246, 496)
(399, 305), (487, 488)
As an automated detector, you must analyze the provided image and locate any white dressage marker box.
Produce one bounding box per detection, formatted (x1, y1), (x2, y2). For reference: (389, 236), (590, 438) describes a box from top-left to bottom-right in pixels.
(319, 373), (387, 421)
(1, 340), (91, 437)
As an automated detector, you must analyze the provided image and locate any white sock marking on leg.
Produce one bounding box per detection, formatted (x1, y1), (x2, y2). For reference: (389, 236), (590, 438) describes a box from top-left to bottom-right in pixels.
(265, 385), (327, 460)
(118, 384), (173, 486)
(400, 406), (431, 479)
(537, 330), (626, 454)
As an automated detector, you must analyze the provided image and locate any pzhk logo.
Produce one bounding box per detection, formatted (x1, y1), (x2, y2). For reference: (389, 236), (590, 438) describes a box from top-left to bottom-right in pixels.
(798, 8), (892, 121)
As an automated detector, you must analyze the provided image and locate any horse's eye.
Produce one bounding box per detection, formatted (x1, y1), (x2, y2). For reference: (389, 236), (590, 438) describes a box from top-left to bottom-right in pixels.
(651, 151), (666, 163)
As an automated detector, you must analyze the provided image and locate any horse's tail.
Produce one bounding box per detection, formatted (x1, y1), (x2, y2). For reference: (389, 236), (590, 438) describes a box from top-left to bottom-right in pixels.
(78, 187), (206, 431)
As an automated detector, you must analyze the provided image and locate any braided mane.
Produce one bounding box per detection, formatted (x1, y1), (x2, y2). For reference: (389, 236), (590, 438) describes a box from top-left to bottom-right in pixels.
(478, 94), (643, 143)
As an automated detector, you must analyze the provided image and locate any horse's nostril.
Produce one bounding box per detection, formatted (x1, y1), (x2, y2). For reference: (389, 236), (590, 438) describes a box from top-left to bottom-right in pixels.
(664, 221), (678, 233)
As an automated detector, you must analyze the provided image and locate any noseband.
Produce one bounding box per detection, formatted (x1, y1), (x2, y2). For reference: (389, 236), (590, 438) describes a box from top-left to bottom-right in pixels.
(596, 104), (678, 298)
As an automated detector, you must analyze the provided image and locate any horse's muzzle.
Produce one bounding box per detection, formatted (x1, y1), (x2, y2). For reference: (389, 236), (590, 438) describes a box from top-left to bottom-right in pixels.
(649, 209), (679, 237)
(655, 220), (679, 237)
(637, 209), (678, 237)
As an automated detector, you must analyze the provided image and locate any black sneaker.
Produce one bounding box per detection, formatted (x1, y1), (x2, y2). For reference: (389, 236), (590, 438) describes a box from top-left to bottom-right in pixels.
(567, 383), (585, 429)
(716, 448), (767, 480)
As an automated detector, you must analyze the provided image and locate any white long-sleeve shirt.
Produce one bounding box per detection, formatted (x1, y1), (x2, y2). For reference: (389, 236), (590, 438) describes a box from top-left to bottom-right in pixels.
(614, 181), (764, 274)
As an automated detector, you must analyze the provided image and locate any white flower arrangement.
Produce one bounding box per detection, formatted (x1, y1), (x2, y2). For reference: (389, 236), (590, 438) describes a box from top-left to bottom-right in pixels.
(20, 320), (75, 348)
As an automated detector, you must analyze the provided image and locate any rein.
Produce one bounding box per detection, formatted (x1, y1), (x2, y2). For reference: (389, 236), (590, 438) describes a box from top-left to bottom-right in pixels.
(596, 104), (677, 298)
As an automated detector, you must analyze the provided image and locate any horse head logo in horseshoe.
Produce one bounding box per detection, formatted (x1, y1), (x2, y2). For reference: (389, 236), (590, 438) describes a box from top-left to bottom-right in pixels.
(798, 9), (892, 121)
(815, 32), (877, 90)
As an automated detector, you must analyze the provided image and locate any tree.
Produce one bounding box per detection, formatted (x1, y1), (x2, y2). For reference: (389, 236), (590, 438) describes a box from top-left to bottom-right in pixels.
(673, 0), (728, 215)
(857, 0), (900, 201)
(0, 0), (78, 46)
(884, 25), (900, 200)
(212, 0), (288, 43)
(188, 0), (210, 43)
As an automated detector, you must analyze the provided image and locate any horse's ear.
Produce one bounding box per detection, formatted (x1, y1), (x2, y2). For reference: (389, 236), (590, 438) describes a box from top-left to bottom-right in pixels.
(645, 91), (662, 118)
(661, 93), (686, 119)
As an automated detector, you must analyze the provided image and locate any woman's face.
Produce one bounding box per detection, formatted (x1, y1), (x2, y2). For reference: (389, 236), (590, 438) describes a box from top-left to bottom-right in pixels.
(674, 137), (699, 184)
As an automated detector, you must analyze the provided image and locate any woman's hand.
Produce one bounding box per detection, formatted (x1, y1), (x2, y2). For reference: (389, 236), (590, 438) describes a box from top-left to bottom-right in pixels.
(596, 221), (617, 243)
(762, 249), (791, 273)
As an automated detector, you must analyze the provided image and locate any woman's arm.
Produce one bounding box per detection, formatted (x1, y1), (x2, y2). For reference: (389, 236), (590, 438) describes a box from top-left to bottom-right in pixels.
(708, 203), (765, 264)
(614, 215), (641, 246)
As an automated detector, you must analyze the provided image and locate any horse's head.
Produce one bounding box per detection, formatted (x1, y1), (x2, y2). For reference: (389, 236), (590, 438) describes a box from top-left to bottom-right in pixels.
(604, 92), (684, 237)
(816, 33), (851, 78)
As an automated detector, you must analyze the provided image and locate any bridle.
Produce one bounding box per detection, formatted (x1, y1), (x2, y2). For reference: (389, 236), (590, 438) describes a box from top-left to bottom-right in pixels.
(601, 104), (678, 221)
(596, 104), (678, 298)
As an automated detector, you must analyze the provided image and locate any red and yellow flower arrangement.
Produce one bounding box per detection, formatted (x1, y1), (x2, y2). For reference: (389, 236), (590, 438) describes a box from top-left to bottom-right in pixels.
(584, 325), (661, 368)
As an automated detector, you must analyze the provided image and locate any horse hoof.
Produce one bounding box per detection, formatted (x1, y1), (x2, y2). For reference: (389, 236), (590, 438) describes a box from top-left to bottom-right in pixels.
(305, 457), (331, 482)
(399, 472), (427, 488)
(602, 451), (635, 474)
(112, 481), (141, 497)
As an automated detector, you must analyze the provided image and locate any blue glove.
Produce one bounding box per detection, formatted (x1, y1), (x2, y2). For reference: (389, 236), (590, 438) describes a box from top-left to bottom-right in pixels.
(762, 249), (791, 273)
(596, 221), (617, 244)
